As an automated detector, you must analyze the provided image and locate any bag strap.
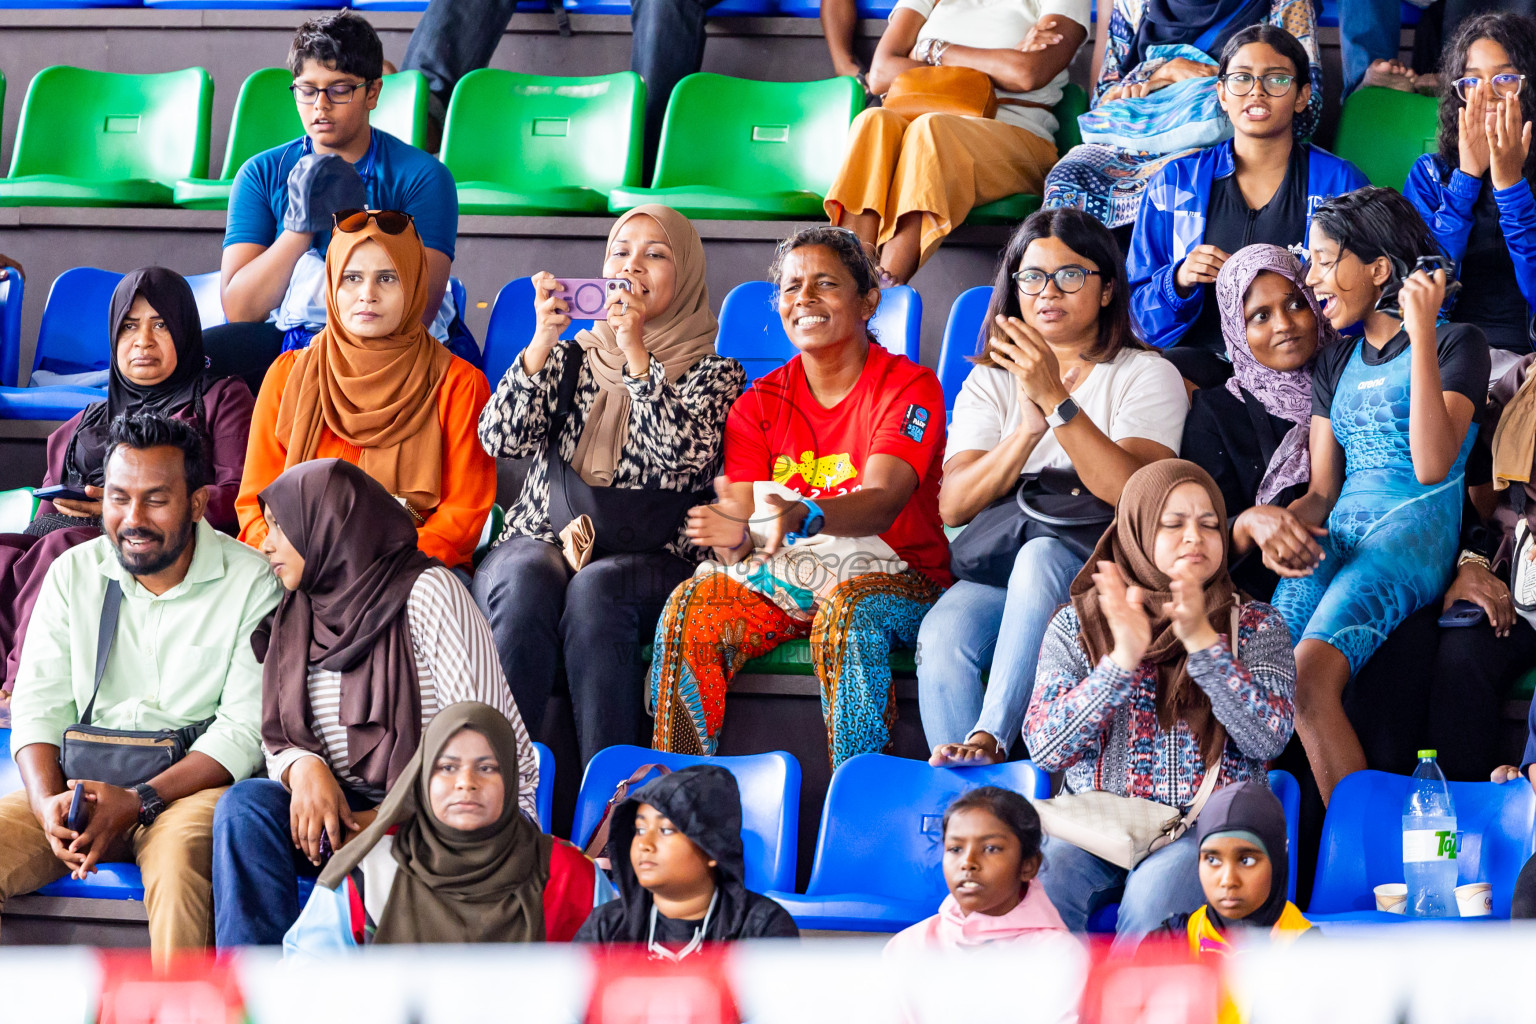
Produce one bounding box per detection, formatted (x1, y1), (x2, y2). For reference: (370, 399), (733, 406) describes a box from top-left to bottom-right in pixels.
(550, 341), (585, 435)
(81, 579), (123, 728)
(583, 763), (672, 860)
(1178, 605), (1243, 829)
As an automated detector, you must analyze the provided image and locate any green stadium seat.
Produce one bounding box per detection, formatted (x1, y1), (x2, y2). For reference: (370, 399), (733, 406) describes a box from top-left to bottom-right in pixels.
(0, 488), (36, 534)
(608, 73), (863, 220)
(1333, 86), (1439, 193)
(441, 69), (644, 216)
(0, 66), (212, 208)
(174, 69), (430, 210)
(967, 82), (1089, 227)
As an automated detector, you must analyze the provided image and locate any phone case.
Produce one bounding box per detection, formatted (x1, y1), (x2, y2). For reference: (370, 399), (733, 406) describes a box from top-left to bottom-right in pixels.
(552, 278), (629, 319)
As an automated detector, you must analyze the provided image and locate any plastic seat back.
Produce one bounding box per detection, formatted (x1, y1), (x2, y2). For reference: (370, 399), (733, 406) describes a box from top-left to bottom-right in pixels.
(0, 267), (24, 388)
(8, 66), (212, 185)
(650, 74), (862, 196)
(184, 271), (227, 331)
(572, 745), (801, 893)
(804, 753), (1049, 904)
(0, 488), (36, 534)
(481, 276), (594, 387)
(1310, 770), (1536, 917)
(532, 741), (555, 832)
(1268, 768), (1300, 903)
(441, 69), (644, 196)
(34, 268), (124, 380)
(716, 280), (922, 385)
(936, 286), (992, 412)
(1334, 87), (1438, 192)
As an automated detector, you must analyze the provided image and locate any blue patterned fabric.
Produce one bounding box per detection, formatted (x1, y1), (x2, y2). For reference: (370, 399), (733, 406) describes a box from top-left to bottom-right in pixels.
(1125, 142), (1369, 349)
(1078, 46), (1232, 153)
(1271, 340), (1475, 674)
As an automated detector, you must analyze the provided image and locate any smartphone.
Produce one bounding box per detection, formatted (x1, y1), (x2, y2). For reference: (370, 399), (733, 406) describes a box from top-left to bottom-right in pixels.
(551, 278), (631, 320)
(1437, 599), (1486, 628)
(66, 785), (89, 833)
(34, 483), (93, 504)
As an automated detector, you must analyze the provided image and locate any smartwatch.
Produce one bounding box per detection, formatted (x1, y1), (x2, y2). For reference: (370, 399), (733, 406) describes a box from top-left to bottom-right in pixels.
(134, 782), (165, 828)
(1046, 396), (1081, 429)
(786, 497), (826, 544)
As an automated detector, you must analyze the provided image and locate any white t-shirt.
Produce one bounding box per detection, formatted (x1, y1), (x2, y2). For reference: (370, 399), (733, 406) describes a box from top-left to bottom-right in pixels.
(945, 348), (1189, 471)
(892, 0), (1090, 137)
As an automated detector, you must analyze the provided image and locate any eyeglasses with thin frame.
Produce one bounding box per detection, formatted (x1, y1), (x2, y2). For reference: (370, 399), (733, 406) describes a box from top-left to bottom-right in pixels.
(1453, 73), (1526, 103)
(1220, 72), (1296, 97)
(333, 209), (415, 234)
(290, 80), (373, 105)
(1012, 266), (1102, 295)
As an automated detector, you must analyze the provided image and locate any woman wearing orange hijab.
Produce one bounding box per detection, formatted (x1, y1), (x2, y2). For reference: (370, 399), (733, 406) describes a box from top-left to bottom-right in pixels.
(236, 210), (495, 570)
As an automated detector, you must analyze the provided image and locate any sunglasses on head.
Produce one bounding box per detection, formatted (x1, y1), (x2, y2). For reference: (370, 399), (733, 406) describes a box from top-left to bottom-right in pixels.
(332, 209), (415, 234)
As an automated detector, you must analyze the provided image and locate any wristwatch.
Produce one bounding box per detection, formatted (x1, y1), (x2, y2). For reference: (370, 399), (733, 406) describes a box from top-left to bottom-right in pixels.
(1046, 396), (1081, 429)
(134, 783), (165, 828)
(786, 497), (826, 544)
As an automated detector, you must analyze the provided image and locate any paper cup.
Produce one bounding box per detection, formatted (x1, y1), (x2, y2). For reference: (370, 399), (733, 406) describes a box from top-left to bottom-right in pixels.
(1374, 883), (1408, 913)
(1455, 882), (1493, 917)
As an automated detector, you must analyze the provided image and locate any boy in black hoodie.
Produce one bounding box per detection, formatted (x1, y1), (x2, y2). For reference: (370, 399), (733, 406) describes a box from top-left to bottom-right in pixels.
(575, 765), (799, 953)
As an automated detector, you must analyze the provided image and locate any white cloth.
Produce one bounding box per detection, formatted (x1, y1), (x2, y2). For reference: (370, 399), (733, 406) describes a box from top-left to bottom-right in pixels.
(944, 348), (1189, 468)
(892, 0), (1089, 136)
(273, 247), (456, 342)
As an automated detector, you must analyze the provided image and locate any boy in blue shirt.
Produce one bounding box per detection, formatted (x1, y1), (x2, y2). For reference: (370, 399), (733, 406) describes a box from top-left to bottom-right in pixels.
(207, 11), (458, 391)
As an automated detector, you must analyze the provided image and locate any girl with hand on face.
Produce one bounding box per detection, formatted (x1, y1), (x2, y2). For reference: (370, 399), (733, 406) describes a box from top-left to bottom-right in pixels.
(917, 209), (1187, 770)
(212, 460), (537, 949)
(283, 702), (611, 955)
(235, 211), (496, 573)
(1405, 13), (1536, 381)
(1025, 460), (1296, 949)
(475, 206), (745, 766)
(1270, 188), (1489, 806)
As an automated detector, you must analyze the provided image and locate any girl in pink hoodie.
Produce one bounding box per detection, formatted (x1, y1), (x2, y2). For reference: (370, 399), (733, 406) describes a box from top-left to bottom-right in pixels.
(886, 786), (1069, 951)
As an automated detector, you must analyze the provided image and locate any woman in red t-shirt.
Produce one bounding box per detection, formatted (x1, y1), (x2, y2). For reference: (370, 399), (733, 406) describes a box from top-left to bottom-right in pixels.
(648, 226), (950, 767)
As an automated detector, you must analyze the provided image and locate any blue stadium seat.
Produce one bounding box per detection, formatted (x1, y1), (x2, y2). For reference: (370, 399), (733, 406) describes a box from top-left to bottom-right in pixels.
(185, 270), (226, 332)
(0, 267), (24, 389)
(936, 285), (990, 414)
(533, 741), (555, 832)
(0, 1), (138, 7)
(1314, 0), (1421, 28)
(564, 0), (774, 12)
(1309, 770), (1535, 922)
(766, 753), (1049, 932)
(144, 0), (341, 8)
(0, 267), (121, 421)
(715, 280), (921, 385)
(479, 276), (594, 387)
(571, 744), (801, 894)
(350, 0), (549, 9)
(775, 0), (892, 16)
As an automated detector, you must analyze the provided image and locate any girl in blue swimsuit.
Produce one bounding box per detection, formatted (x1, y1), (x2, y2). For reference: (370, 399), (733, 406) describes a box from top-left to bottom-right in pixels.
(1253, 187), (1490, 803)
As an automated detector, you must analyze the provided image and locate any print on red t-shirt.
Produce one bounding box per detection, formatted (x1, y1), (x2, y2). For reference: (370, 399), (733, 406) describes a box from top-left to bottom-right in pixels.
(722, 345), (952, 587)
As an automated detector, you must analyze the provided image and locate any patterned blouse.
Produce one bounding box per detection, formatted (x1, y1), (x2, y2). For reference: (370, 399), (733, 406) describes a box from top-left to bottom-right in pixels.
(478, 342), (746, 562)
(1023, 602), (1295, 812)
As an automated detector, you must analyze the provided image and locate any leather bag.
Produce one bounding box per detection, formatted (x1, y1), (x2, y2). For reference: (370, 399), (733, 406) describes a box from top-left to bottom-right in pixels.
(883, 66), (999, 119)
(949, 467), (1114, 586)
(583, 763), (672, 863)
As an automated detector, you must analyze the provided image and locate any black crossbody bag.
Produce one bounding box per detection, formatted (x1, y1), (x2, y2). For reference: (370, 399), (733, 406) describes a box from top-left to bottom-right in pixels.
(58, 580), (212, 788)
(543, 343), (709, 557)
(949, 467), (1115, 586)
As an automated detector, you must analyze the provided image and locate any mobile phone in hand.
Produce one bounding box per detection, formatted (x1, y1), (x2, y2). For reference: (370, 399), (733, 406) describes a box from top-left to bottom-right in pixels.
(34, 483), (93, 504)
(66, 785), (89, 833)
(1437, 599), (1486, 628)
(551, 278), (631, 319)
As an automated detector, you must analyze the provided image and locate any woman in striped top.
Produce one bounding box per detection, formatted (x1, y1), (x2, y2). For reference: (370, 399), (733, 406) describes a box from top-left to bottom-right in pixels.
(210, 459), (536, 949)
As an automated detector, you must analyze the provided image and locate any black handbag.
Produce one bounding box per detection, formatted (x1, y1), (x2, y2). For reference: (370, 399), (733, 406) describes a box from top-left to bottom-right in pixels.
(58, 580), (212, 789)
(949, 467), (1115, 586)
(544, 343), (708, 556)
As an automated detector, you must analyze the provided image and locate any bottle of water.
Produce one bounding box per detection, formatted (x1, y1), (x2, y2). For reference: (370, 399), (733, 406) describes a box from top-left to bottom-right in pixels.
(1402, 750), (1458, 918)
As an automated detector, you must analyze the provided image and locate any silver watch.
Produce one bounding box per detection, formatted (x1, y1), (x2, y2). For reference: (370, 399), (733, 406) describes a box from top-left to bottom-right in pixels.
(1046, 396), (1080, 429)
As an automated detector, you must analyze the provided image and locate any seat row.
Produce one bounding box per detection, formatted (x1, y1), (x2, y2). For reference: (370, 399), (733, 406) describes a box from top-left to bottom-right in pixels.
(0, 59), (1088, 221)
(0, 0), (883, 13)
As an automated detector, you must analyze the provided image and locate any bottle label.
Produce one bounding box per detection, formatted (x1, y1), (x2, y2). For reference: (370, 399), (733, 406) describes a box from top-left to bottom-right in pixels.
(1403, 828), (1458, 863)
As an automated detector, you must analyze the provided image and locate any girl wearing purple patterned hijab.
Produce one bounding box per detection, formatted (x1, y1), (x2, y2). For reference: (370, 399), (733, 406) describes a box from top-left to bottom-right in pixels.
(1215, 244), (1338, 504)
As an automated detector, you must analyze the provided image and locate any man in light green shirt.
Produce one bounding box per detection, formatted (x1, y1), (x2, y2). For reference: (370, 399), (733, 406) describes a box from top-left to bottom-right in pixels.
(3, 412), (280, 961)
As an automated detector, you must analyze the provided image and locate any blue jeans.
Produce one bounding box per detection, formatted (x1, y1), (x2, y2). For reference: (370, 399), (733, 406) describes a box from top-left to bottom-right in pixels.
(211, 778), (374, 948)
(1339, 0), (1401, 95)
(402, 0), (722, 168)
(1037, 832), (1204, 949)
(916, 537), (1083, 754)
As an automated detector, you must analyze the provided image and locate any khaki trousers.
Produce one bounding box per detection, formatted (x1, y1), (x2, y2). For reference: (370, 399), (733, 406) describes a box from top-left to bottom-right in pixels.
(825, 108), (1059, 268)
(0, 786), (225, 963)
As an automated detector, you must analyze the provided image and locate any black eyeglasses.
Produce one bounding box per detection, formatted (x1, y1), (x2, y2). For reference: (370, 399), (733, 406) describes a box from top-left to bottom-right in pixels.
(1012, 265), (1101, 295)
(290, 81), (373, 105)
(1220, 72), (1297, 97)
(333, 209), (415, 234)
(1453, 73), (1526, 102)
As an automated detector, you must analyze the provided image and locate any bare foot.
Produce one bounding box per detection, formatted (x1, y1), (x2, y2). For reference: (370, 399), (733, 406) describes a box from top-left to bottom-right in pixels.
(929, 732), (1005, 767)
(1414, 72), (1441, 96)
(1362, 58), (1417, 93)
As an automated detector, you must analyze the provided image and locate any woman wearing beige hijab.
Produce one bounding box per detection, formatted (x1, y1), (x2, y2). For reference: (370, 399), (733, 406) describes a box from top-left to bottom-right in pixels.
(476, 205), (746, 765)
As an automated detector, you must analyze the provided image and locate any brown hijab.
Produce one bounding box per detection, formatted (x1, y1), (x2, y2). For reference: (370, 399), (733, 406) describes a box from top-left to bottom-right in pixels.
(569, 204), (718, 486)
(275, 215), (454, 513)
(252, 458), (438, 791)
(318, 701), (553, 944)
(1491, 367), (1536, 495)
(1068, 460), (1238, 754)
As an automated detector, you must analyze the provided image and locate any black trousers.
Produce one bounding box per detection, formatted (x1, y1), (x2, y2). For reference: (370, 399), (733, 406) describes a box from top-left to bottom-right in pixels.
(471, 534), (693, 765)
